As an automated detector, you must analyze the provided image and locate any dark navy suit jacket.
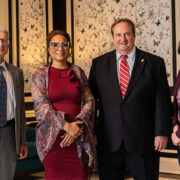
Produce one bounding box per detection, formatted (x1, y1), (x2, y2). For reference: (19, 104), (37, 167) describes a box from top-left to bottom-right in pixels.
(89, 48), (171, 154)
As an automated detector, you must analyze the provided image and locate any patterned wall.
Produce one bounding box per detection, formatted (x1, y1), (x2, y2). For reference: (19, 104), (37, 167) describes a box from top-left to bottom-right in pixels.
(74, 0), (173, 85)
(19, 0), (47, 92)
(17, 0), (173, 91)
(0, 0), (9, 62)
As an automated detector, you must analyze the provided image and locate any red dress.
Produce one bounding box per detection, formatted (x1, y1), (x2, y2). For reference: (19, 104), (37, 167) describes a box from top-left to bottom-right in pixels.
(43, 66), (88, 180)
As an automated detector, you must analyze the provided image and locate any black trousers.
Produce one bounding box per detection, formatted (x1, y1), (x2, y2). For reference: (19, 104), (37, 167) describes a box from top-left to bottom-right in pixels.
(97, 145), (159, 180)
(177, 146), (180, 165)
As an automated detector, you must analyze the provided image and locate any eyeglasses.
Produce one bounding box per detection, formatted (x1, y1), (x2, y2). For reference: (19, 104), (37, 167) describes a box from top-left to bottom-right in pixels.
(49, 42), (70, 51)
(0, 39), (9, 45)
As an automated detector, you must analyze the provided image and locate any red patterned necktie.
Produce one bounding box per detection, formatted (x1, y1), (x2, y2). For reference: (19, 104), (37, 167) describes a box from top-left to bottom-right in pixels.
(120, 55), (129, 98)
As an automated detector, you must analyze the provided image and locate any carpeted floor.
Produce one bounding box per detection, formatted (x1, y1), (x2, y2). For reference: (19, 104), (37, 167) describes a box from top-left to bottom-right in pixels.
(14, 172), (180, 180)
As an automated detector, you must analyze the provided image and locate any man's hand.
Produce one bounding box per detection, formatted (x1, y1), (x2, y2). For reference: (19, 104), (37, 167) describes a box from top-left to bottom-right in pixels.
(18, 144), (28, 159)
(154, 136), (168, 151)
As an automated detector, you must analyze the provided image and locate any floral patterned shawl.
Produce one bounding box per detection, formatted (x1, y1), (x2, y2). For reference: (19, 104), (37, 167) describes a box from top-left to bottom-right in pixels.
(31, 64), (95, 167)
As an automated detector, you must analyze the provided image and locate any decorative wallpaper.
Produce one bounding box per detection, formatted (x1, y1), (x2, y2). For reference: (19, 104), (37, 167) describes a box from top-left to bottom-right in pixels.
(74, 0), (173, 85)
(19, 0), (47, 92)
(0, 0), (9, 62)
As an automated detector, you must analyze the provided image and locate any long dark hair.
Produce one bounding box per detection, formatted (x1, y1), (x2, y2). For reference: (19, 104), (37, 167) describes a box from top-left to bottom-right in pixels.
(178, 41), (180, 55)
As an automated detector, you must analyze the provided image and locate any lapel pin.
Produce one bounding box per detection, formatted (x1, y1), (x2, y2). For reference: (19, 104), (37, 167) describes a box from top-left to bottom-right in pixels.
(141, 59), (144, 63)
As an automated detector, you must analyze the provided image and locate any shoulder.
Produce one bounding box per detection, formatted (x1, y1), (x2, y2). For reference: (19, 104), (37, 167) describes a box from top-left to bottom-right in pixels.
(32, 65), (48, 80)
(33, 65), (48, 76)
(71, 64), (88, 82)
(92, 50), (116, 64)
(7, 63), (22, 73)
(71, 64), (85, 75)
(137, 48), (164, 64)
(6, 63), (25, 79)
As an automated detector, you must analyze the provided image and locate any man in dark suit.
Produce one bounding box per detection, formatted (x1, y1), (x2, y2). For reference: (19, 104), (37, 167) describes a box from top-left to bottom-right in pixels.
(0, 27), (28, 180)
(89, 18), (171, 180)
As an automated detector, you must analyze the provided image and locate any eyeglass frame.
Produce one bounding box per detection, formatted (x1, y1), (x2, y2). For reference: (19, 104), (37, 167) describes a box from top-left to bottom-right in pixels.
(0, 38), (9, 45)
(49, 41), (70, 51)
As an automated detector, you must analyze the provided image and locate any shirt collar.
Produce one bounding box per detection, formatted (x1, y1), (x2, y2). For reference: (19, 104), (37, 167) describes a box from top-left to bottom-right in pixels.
(116, 46), (136, 62)
(0, 61), (7, 71)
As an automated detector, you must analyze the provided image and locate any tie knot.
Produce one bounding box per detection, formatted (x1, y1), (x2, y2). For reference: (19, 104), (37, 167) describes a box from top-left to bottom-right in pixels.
(121, 55), (128, 60)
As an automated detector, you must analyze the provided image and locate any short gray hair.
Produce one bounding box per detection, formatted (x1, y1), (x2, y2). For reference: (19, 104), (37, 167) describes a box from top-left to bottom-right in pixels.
(0, 26), (9, 39)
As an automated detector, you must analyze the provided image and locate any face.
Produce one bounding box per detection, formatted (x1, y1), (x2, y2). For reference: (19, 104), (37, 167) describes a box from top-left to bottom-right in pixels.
(112, 22), (135, 55)
(0, 31), (9, 61)
(48, 34), (70, 63)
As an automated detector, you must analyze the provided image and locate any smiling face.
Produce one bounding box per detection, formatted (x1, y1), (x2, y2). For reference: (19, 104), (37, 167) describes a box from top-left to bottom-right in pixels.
(112, 22), (135, 55)
(48, 34), (70, 64)
(0, 31), (9, 63)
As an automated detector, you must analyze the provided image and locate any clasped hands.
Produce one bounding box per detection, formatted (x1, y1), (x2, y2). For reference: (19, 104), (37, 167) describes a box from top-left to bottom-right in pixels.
(60, 120), (83, 147)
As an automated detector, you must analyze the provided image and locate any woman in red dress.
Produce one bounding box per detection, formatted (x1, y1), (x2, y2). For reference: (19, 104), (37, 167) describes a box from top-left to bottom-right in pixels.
(31, 30), (95, 180)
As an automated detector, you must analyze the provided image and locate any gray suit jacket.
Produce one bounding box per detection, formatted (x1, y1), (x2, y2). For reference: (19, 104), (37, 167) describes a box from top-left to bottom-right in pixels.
(6, 62), (26, 155)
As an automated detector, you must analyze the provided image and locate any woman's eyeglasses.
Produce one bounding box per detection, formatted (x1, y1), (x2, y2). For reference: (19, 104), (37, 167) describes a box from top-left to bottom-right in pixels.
(49, 42), (70, 51)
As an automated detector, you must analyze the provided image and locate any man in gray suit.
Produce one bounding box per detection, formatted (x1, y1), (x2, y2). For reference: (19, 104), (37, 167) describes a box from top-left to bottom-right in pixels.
(0, 27), (28, 180)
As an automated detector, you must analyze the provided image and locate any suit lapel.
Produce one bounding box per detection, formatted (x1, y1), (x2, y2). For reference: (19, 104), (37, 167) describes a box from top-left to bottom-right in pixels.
(5, 62), (17, 97)
(108, 51), (123, 101)
(6, 62), (16, 84)
(123, 48), (146, 100)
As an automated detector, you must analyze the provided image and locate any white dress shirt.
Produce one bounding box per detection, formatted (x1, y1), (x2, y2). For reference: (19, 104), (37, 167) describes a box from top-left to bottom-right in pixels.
(116, 46), (136, 83)
(0, 61), (16, 121)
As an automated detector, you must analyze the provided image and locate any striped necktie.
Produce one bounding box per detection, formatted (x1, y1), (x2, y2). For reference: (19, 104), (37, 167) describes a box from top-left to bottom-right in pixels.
(120, 55), (129, 98)
(0, 66), (7, 127)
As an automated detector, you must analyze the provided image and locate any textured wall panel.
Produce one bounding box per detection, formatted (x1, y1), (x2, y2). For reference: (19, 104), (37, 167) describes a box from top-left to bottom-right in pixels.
(74, 0), (173, 85)
(19, 0), (47, 92)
